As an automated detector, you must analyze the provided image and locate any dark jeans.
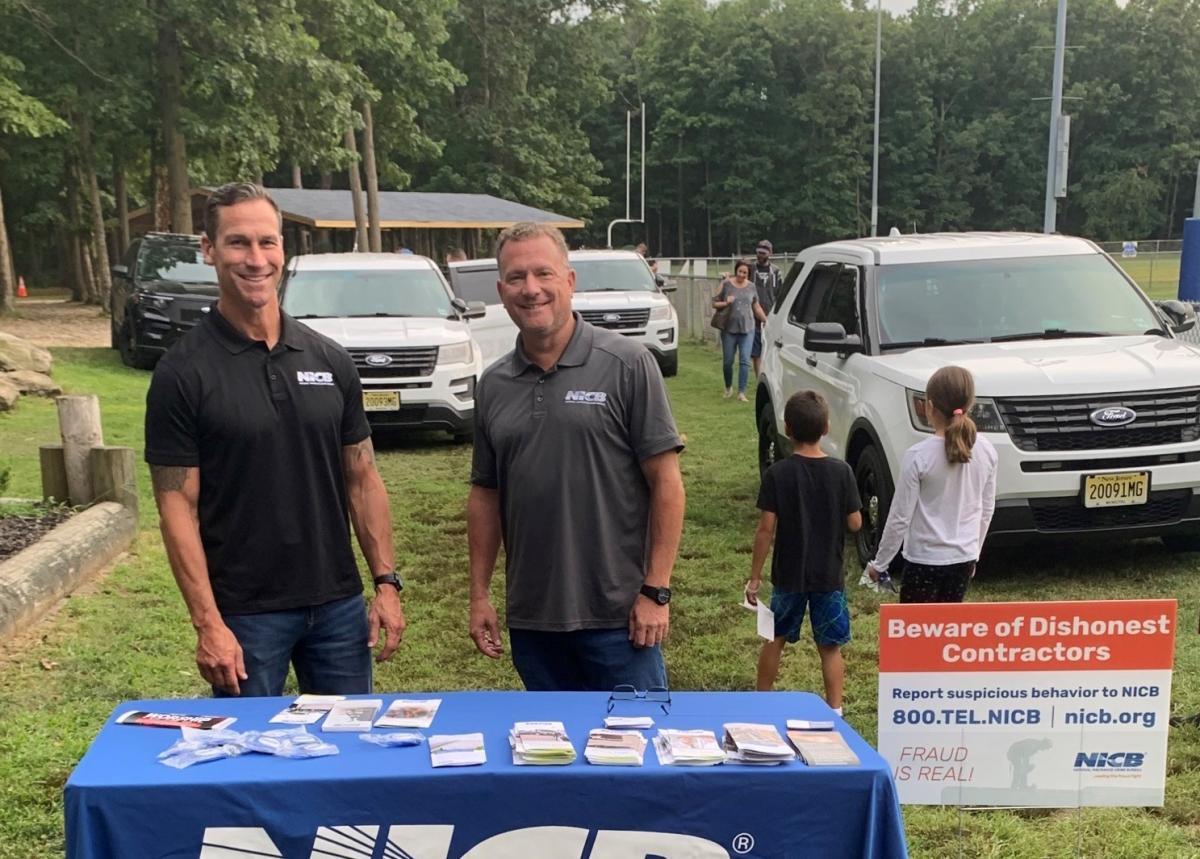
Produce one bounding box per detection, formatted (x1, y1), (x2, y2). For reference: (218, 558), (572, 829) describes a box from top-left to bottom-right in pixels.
(898, 558), (975, 604)
(509, 627), (668, 692)
(721, 330), (754, 393)
(216, 593), (372, 697)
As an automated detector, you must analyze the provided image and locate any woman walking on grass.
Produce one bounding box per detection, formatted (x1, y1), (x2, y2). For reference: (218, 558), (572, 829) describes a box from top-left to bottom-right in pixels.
(713, 259), (767, 402)
(866, 366), (998, 603)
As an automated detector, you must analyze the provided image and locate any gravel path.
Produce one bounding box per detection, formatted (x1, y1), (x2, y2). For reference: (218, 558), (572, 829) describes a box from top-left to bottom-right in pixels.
(0, 298), (112, 348)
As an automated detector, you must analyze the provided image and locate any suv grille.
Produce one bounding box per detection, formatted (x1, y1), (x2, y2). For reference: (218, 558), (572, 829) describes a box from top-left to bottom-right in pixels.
(579, 308), (649, 330)
(1030, 489), (1191, 532)
(996, 388), (1200, 452)
(348, 347), (438, 378)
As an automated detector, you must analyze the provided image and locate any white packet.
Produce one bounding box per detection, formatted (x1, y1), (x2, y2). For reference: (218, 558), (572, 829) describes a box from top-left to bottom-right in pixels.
(360, 731), (426, 747)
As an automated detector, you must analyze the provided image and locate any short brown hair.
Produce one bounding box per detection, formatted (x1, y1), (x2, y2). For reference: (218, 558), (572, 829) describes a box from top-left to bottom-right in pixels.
(926, 365), (977, 464)
(494, 222), (569, 267)
(784, 389), (828, 444)
(204, 183), (281, 242)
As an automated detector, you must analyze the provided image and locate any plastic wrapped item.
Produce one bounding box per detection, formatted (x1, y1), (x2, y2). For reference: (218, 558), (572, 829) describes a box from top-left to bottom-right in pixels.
(243, 727), (339, 759)
(159, 743), (246, 769)
(359, 731), (426, 748)
(858, 566), (897, 594)
(158, 727), (246, 760)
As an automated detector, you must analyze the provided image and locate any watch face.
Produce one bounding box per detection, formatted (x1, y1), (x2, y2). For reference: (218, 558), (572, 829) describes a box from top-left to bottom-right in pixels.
(656, 591), (669, 605)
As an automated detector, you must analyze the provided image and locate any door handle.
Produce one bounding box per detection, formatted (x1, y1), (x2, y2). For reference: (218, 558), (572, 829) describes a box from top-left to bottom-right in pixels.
(773, 339), (783, 348)
(805, 355), (818, 368)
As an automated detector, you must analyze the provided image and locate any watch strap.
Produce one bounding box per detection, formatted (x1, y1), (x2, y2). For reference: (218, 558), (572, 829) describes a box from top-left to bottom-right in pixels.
(373, 572), (403, 592)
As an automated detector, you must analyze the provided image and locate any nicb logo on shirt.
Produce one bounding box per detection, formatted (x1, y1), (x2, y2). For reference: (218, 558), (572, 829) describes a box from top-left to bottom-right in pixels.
(564, 390), (608, 405)
(296, 370), (334, 386)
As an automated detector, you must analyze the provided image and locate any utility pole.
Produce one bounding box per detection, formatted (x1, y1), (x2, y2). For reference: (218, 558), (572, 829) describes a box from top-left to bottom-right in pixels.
(1042, 0), (1068, 233)
(870, 0), (882, 237)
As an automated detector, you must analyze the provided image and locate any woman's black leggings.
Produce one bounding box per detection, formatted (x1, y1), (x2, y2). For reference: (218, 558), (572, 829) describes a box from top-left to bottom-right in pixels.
(898, 558), (976, 604)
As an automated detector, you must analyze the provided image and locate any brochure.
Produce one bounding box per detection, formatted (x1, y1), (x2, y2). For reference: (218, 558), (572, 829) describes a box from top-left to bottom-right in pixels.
(510, 721), (576, 765)
(604, 715), (654, 730)
(430, 733), (487, 767)
(375, 699), (442, 729)
(116, 710), (236, 731)
(321, 699), (383, 733)
(653, 729), (725, 766)
(584, 729), (647, 766)
(787, 730), (861, 766)
(269, 695), (345, 725)
(722, 723), (795, 764)
(786, 719), (835, 731)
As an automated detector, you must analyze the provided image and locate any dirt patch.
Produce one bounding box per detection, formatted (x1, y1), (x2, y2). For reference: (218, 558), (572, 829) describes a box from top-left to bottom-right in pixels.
(0, 299), (111, 349)
(0, 506), (75, 562)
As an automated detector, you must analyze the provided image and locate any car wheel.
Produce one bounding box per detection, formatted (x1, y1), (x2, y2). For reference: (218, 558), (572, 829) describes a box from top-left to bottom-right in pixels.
(1162, 533), (1200, 552)
(757, 404), (786, 477)
(854, 444), (894, 567)
(118, 320), (157, 370)
(657, 350), (678, 378)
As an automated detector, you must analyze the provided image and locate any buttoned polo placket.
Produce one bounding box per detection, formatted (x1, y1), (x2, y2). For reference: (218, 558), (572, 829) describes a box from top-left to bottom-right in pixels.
(510, 317), (595, 421)
(208, 308), (305, 414)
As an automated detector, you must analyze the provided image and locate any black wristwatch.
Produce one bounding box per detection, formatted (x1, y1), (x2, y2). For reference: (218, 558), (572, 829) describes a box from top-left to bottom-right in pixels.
(372, 572), (404, 592)
(640, 584), (671, 606)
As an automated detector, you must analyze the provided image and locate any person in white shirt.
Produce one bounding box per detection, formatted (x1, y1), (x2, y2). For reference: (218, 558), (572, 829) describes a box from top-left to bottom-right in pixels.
(867, 366), (998, 603)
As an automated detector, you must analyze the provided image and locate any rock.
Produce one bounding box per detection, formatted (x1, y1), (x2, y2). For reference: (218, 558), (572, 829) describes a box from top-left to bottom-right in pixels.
(1, 370), (61, 396)
(0, 378), (18, 411)
(0, 332), (53, 375)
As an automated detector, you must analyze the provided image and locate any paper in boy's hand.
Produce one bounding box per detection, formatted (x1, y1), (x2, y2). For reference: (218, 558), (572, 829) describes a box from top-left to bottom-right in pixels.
(756, 599), (775, 641)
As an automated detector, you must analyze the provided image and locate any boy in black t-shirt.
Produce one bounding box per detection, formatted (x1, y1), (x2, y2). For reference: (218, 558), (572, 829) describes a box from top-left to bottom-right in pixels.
(746, 390), (862, 712)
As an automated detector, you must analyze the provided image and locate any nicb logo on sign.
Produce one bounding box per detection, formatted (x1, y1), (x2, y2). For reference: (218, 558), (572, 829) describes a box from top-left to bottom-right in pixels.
(1073, 751), (1145, 770)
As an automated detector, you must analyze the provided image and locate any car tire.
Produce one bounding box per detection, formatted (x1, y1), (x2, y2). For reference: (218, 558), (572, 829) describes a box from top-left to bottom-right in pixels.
(657, 350), (678, 378)
(1162, 533), (1200, 552)
(757, 403), (787, 477)
(118, 320), (157, 370)
(854, 444), (894, 567)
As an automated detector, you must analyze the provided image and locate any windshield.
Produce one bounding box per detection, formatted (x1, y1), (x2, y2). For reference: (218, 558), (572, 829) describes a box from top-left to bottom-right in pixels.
(876, 254), (1159, 347)
(450, 267), (500, 305)
(572, 259), (656, 293)
(282, 268), (454, 319)
(138, 243), (217, 285)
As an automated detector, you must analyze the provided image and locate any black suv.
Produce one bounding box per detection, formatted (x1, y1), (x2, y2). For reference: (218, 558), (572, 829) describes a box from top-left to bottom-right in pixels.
(110, 233), (219, 369)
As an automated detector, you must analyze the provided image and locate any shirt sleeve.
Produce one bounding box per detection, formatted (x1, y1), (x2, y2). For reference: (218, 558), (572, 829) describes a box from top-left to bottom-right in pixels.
(144, 362), (199, 467)
(871, 446), (921, 572)
(625, 349), (684, 462)
(843, 462), (863, 514)
(756, 466), (777, 513)
(978, 446), (998, 547)
(470, 373), (499, 488)
(335, 348), (371, 447)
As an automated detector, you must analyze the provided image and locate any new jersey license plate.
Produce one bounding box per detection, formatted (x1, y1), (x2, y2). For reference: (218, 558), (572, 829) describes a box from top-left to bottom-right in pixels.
(1082, 471), (1149, 508)
(363, 391), (400, 412)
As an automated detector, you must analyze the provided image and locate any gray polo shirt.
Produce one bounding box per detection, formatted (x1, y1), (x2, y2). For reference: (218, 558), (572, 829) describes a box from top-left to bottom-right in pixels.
(471, 315), (683, 632)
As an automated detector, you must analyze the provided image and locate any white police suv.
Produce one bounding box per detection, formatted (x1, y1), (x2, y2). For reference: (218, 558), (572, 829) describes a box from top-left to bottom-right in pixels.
(281, 253), (490, 441)
(755, 232), (1200, 563)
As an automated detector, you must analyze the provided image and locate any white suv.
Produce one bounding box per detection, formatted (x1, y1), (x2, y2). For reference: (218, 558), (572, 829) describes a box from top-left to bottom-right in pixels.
(756, 232), (1200, 563)
(281, 253), (488, 441)
(447, 249), (679, 376)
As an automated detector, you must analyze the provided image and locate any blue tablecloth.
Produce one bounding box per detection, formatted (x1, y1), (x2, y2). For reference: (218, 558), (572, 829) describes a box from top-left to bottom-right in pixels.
(65, 691), (907, 858)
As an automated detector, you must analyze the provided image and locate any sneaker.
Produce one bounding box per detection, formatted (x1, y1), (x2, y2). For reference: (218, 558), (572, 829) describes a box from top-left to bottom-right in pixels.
(723, 388), (733, 399)
(737, 392), (748, 402)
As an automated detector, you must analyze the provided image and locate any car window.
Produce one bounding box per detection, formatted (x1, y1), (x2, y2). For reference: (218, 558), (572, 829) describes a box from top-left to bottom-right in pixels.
(788, 262), (841, 326)
(282, 268), (453, 319)
(816, 265), (860, 335)
(775, 261), (804, 312)
(450, 267), (500, 305)
(122, 240), (141, 271)
(138, 242), (217, 285)
(571, 259), (656, 293)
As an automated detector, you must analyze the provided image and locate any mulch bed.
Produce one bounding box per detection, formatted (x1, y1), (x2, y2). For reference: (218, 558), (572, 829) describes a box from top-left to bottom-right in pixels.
(0, 506), (74, 563)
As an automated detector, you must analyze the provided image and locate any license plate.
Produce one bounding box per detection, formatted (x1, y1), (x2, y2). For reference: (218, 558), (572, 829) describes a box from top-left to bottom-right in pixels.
(1082, 471), (1150, 508)
(363, 391), (400, 412)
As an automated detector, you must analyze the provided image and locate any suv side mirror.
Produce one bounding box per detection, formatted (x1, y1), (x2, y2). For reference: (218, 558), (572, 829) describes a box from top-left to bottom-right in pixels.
(656, 275), (676, 293)
(111, 264), (129, 279)
(452, 297), (487, 320)
(1156, 299), (1197, 334)
(804, 321), (863, 354)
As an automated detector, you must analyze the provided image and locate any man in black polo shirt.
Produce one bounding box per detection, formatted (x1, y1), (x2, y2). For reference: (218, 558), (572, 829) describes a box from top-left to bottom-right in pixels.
(752, 239), (783, 378)
(144, 183), (405, 697)
(467, 222), (686, 691)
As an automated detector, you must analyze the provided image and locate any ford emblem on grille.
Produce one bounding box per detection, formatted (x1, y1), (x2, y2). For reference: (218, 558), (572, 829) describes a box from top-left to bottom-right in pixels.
(1089, 406), (1136, 427)
(603, 312), (621, 323)
(364, 353), (393, 367)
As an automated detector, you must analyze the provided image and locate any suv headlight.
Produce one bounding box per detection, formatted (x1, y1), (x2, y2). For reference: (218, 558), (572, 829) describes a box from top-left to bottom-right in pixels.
(135, 293), (173, 310)
(907, 390), (1005, 433)
(649, 303), (673, 322)
(438, 340), (475, 366)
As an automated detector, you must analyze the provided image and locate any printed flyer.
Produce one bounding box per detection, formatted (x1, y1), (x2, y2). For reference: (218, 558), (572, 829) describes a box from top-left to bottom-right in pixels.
(877, 599), (1175, 807)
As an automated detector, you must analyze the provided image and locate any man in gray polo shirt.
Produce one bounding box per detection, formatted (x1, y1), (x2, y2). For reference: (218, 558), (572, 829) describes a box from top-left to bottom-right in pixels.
(467, 222), (686, 691)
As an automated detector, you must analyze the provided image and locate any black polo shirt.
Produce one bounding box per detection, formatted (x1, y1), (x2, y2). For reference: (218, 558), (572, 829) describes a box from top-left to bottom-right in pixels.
(471, 315), (683, 632)
(145, 307), (371, 615)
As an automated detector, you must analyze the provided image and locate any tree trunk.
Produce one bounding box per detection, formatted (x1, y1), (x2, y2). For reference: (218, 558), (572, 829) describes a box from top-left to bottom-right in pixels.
(704, 160), (712, 257)
(360, 99), (382, 253)
(0, 185), (14, 313)
(157, 10), (192, 233)
(344, 126), (368, 252)
(63, 233), (83, 303)
(66, 161), (92, 303)
(151, 138), (171, 232)
(114, 161), (130, 252)
(292, 163), (303, 188)
(676, 136), (684, 256)
(78, 234), (96, 305)
(319, 170), (332, 190)
(79, 113), (112, 308)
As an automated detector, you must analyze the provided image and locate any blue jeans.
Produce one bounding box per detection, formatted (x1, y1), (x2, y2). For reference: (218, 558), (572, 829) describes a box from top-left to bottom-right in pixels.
(216, 593), (372, 697)
(721, 330), (754, 393)
(509, 628), (668, 692)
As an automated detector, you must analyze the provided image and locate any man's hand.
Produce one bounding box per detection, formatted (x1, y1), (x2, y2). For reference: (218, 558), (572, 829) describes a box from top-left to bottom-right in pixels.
(195, 621), (247, 695)
(629, 596), (670, 648)
(745, 577), (761, 606)
(469, 597), (504, 658)
(368, 586), (406, 663)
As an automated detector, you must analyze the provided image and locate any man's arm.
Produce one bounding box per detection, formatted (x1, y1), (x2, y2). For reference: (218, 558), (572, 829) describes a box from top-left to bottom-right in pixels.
(151, 464), (246, 694)
(342, 437), (405, 662)
(746, 510), (777, 605)
(629, 450), (685, 647)
(467, 485), (504, 658)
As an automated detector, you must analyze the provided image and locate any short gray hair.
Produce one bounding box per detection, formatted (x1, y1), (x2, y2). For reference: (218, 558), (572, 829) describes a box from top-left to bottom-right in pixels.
(494, 222), (569, 267)
(204, 183), (282, 241)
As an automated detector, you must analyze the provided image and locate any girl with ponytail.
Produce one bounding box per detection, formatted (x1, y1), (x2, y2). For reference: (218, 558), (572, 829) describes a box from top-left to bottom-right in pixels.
(866, 366), (999, 603)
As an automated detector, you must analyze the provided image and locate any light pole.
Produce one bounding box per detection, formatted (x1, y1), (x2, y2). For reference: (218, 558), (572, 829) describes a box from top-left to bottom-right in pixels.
(1042, 0), (1068, 233)
(870, 0), (882, 237)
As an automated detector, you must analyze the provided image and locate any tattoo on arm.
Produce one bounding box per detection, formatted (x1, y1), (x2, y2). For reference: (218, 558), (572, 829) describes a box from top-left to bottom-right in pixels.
(150, 465), (189, 493)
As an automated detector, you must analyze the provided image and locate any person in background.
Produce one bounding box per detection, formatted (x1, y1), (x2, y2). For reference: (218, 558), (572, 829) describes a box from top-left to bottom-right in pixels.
(445, 247), (468, 264)
(866, 365), (998, 603)
(746, 390), (861, 712)
(751, 239), (783, 378)
(635, 241), (658, 274)
(712, 259), (766, 402)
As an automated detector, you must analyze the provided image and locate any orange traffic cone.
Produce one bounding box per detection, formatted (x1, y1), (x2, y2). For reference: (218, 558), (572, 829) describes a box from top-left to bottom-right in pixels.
(16, 276), (27, 298)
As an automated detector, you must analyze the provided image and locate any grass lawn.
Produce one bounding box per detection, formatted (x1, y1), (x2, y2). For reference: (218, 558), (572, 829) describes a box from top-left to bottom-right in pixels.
(1, 332), (1200, 856)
